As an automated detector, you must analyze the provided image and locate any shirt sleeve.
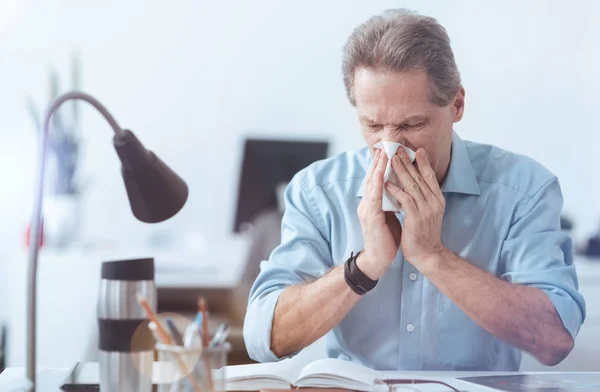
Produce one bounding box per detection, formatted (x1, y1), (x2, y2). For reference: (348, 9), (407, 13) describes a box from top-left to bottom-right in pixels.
(500, 177), (586, 339)
(243, 171), (333, 362)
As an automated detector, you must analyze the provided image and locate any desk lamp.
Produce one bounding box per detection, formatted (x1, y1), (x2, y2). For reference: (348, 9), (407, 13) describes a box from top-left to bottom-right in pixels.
(25, 92), (188, 390)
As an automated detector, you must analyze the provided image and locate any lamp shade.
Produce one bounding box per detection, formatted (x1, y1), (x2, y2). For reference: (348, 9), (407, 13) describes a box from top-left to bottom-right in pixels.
(113, 129), (188, 223)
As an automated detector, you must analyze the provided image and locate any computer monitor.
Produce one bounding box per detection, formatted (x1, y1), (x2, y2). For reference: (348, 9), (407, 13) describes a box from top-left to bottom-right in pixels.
(233, 138), (329, 233)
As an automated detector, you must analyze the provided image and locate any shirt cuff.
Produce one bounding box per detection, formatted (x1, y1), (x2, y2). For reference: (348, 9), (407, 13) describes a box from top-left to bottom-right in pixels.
(539, 285), (584, 339)
(243, 288), (284, 362)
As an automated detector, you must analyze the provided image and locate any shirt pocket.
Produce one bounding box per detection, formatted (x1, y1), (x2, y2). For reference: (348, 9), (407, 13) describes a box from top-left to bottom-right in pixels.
(435, 295), (497, 370)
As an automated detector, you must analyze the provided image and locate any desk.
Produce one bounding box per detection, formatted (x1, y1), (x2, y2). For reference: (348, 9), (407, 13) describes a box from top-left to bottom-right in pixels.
(0, 366), (554, 392)
(5, 366), (600, 392)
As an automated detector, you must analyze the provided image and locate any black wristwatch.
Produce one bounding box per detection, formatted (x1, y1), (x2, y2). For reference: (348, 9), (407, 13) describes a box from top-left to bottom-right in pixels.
(344, 251), (378, 295)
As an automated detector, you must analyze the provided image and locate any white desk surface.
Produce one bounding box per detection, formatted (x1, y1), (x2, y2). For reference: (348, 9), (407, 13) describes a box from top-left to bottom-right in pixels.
(0, 366), (536, 391)
(3, 366), (600, 392)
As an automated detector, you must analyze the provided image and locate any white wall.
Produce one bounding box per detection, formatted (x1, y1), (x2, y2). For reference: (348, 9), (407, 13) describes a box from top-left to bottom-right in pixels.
(1, 0), (599, 367)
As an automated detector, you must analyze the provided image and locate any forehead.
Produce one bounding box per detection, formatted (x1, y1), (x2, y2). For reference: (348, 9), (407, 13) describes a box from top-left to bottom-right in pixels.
(354, 68), (434, 122)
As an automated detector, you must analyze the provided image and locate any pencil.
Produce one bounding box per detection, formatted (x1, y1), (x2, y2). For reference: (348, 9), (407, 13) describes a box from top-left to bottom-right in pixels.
(199, 297), (210, 347)
(198, 297), (214, 391)
(136, 293), (173, 345)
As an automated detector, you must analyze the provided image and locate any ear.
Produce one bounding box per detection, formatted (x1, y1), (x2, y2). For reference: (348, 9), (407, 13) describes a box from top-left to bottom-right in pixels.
(452, 87), (466, 122)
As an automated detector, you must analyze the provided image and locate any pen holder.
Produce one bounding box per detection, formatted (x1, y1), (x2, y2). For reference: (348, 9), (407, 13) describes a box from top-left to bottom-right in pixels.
(156, 342), (230, 392)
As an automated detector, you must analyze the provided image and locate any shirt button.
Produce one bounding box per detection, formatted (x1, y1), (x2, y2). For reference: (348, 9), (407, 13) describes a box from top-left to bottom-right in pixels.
(406, 324), (415, 332)
(409, 272), (418, 281)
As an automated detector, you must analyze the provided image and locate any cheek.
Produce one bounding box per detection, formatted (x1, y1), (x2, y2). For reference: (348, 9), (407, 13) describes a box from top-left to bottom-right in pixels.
(362, 131), (380, 147)
(406, 133), (444, 166)
(404, 133), (432, 152)
(425, 137), (451, 172)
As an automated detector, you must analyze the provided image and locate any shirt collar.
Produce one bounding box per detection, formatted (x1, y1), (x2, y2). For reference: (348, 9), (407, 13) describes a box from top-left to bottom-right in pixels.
(356, 131), (481, 198)
(441, 131), (481, 195)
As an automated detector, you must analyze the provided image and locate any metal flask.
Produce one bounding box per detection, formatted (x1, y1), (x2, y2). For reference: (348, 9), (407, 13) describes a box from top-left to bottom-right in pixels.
(98, 258), (156, 391)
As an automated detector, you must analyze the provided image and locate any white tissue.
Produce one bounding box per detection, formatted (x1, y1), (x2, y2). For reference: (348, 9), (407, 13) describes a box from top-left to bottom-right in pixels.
(373, 141), (417, 212)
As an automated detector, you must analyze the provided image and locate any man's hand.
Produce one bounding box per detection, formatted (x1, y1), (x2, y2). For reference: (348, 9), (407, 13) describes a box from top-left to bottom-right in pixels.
(385, 148), (447, 270)
(356, 149), (402, 280)
(385, 148), (576, 366)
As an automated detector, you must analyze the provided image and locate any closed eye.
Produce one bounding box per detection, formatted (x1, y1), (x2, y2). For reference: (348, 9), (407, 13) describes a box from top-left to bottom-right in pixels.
(400, 121), (426, 131)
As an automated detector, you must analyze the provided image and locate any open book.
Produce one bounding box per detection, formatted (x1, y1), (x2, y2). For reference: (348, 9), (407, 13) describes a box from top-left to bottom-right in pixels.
(224, 358), (385, 391)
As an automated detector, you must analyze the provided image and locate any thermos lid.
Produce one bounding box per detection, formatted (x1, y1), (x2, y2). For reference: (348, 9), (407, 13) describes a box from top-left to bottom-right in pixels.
(101, 258), (154, 281)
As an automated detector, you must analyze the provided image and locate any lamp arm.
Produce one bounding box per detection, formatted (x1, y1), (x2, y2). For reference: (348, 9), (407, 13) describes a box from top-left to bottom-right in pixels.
(26, 92), (125, 389)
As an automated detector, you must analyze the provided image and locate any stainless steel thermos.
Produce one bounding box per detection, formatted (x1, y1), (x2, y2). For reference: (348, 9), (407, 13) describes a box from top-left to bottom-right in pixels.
(98, 258), (156, 391)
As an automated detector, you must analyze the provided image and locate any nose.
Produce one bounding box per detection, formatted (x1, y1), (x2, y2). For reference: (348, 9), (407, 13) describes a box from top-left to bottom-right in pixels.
(382, 127), (408, 146)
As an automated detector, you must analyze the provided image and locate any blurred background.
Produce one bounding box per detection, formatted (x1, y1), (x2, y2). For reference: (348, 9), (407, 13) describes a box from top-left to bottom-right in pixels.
(0, 0), (599, 374)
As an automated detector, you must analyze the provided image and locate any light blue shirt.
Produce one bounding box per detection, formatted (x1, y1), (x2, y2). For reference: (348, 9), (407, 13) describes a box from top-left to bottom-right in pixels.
(243, 132), (586, 371)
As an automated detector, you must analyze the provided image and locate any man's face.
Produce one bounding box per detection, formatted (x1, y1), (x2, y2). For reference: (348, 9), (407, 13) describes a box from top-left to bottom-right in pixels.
(354, 68), (465, 181)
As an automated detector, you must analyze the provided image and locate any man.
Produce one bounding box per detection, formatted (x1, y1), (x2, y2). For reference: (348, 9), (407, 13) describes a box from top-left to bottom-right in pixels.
(243, 9), (585, 371)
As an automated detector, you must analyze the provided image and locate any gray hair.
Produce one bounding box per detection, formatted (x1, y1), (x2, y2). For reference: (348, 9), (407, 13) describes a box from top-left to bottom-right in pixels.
(342, 9), (461, 107)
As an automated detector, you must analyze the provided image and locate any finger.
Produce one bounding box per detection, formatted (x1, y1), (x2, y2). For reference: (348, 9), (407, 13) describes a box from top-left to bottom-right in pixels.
(366, 149), (381, 189)
(415, 149), (444, 206)
(395, 148), (432, 197)
(369, 150), (387, 207)
(366, 149), (380, 181)
(402, 149), (439, 209)
(385, 182), (418, 217)
(391, 152), (427, 212)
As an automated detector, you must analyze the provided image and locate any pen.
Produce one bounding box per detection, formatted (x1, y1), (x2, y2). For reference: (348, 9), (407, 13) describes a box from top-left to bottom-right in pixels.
(183, 324), (202, 348)
(165, 318), (184, 346)
(194, 312), (203, 327)
(209, 323), (230, 349)
(182, 312), (203, 347)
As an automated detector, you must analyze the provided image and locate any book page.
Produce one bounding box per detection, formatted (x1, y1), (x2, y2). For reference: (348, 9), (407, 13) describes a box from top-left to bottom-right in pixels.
(225, 360), (301, 385)
(296, 358), (382, 388)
